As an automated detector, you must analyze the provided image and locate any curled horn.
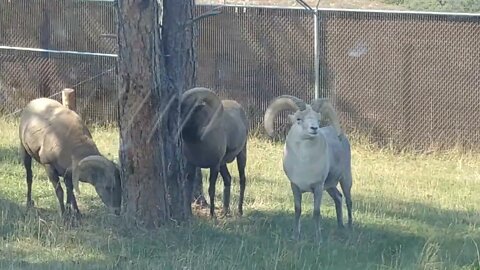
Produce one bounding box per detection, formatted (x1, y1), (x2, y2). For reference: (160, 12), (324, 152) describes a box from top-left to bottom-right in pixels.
(263, 95), (307, 137)
(72, 155), (116, 194)
(181, 87), (223, 119)
(180, 87), (224, 139)
(311, 98), (343, 137)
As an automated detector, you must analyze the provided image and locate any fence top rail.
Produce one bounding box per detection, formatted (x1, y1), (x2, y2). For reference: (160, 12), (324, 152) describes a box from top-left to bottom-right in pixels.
(196, 3), (480, 17)
(0, 46), (118, 58)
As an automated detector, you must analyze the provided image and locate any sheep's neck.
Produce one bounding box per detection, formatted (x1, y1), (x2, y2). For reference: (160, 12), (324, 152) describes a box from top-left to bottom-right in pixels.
(181, 108), (220, 143)
(288, 135), (326, 159)
(284, 135), (329, 192)
(72, 137), (101, 160)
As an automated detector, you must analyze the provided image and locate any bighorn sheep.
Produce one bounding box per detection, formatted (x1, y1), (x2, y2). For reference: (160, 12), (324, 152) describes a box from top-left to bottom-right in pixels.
(264, 95), (353, 241)
(180, 87), (248, 217)
(18, 98), (122, 217)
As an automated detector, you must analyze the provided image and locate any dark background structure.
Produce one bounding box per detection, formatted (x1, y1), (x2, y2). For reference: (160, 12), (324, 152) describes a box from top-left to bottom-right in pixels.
(1, 0), (479, 151)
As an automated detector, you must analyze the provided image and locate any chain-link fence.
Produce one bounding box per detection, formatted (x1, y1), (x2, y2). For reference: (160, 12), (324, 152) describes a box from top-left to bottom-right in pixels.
(1, 1), (479, 150)
(0, 0), (118, 122)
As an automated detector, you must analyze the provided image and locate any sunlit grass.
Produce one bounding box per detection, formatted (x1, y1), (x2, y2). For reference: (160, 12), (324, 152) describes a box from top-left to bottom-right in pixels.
(0, 116), (479, 269)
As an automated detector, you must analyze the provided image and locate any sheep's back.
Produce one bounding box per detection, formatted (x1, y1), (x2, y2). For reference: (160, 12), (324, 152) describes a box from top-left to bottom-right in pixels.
(320, 126), (351, 182)
(19, 98), (95, 173)
(221, 100), (248, 163)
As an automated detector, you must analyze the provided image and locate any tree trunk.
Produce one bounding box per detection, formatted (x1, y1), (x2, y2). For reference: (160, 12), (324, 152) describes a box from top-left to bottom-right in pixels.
(116, 0), (196, 228)
(161, 0), (200, 220)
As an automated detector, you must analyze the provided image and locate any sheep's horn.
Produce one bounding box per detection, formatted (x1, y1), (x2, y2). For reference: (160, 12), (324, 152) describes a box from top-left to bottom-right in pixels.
(181, 87), (223, 114)
(311, 98), (343, 137)
(263, 95), (306, 137)
(181, 87), (224, 127)
(72, 155), (116, 194)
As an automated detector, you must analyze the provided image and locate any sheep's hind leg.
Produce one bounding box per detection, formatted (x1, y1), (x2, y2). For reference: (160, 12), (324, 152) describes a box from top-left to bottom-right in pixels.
(219, 165), (232, 217)
(236, 147), (247, 216)
(327, 187), (344, 229)
(340, 179), (353, 229)
(20, 146), (34, 208)
(45, 165), (65, 216)
(290, 182), (302, 241)
(313, 184), (324, 244)
(208, 167), (220, 218)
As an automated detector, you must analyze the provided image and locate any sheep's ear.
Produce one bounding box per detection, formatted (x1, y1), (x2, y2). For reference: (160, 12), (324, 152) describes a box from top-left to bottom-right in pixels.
(288, 114), (296, 123)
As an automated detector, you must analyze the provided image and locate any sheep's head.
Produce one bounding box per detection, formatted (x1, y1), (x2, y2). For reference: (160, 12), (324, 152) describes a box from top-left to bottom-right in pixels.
(72, 155), (122, 215)
(264, 95), (343, 138)
(180, 87), (223, 142)
(288, 105), (323, 139)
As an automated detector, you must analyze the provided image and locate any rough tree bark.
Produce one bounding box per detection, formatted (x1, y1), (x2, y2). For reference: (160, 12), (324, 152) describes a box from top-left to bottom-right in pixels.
(161, 0), (202, 220)
(116, 0), (197, 228)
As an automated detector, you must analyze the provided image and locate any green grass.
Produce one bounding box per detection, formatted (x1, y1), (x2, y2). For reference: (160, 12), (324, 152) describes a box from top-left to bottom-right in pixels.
(1, 116), (479, 270)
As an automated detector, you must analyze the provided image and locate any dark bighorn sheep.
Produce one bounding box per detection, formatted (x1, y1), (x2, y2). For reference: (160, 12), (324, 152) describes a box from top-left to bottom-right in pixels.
(180, 87), (248, 217)
(264, 95), (353, 242)
(19, 98), (122, 217)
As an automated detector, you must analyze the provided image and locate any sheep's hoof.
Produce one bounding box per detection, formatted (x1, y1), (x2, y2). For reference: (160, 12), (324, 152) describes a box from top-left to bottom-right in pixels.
(63, 211), (81, 228)
(220, 209), (232, 218)
(26, 200), (35, 208)
(193, 196), (209, 209)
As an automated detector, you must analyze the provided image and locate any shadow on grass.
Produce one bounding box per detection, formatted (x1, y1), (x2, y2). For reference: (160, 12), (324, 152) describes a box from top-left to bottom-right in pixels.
(0, 145), (19, 163)
(1, 184), (479, 269)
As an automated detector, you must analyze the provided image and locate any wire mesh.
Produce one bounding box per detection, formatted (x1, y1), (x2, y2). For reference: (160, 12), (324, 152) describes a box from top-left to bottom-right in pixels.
(1, 1), (479, 150)
(194, 5), (315, 136)
(0, 0), (118, 123)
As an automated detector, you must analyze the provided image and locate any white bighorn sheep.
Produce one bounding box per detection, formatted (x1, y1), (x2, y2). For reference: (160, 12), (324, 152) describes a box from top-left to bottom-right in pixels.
(18, 98), (122, 217)
(264, 95), (353, 241)
(180, 87), (248, 217)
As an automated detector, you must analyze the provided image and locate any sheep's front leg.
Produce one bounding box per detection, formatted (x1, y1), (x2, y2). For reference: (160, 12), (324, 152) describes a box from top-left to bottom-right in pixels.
(313, 184), (324, 243)
(219, 165), (232, 216)
(44, 165), (65, 215)
(184, 163), (198, 217)
(208, 167), (220, 218)
(290, 182), (302, 240)
(64, 169), (81, 218)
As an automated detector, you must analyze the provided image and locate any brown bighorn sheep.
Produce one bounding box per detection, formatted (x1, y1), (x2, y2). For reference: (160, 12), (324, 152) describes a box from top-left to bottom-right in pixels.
(19, 98), (122, 217)
(180, 87), (248, 217)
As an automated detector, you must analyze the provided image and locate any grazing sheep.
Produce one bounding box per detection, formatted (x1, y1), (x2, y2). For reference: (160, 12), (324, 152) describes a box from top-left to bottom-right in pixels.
(180, 87), (248, 217)
(264, 95), (353, 242)
(19, 97), (122, 217)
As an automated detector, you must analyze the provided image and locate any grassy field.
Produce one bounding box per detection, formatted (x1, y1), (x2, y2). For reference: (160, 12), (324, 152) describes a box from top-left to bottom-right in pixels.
(1, 116), (480, 270)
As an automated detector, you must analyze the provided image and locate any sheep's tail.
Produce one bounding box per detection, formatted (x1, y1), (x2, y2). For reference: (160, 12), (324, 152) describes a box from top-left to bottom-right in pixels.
(263, 95), (306, 137)
(311, 98), (343, 137)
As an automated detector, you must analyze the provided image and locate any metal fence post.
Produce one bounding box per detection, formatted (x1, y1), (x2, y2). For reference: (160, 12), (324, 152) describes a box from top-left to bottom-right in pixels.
(314, 8), (320, 100)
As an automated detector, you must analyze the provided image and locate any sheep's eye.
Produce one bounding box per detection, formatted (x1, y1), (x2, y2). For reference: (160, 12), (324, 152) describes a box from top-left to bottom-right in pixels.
(296, 118), (302, 122)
